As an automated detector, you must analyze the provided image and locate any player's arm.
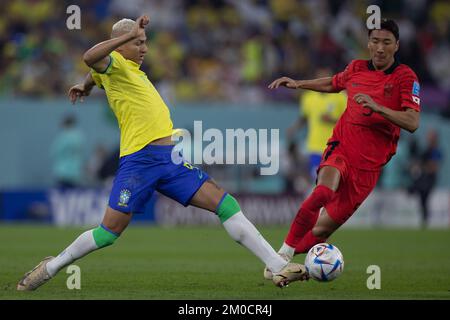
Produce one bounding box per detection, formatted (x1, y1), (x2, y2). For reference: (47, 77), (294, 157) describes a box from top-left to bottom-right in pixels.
(377, 107), (419, 133)
(68, 72), (96, 104)
(354, 93), (419, 133)
(83, 15), (149, 72)
(268, 77), (336, 93)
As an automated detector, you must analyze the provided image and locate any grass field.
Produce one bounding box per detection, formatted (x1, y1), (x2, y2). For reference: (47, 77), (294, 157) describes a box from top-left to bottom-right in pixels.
(1, 224), (449, 300)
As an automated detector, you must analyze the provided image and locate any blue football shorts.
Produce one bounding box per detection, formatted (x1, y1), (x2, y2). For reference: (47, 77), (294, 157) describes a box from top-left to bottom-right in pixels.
(309, 153), (322, 180)
(109, 144), (209, 214)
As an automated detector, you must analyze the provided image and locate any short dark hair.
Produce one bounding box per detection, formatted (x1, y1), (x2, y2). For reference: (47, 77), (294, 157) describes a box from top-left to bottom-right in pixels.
(368, 19), (399, 41)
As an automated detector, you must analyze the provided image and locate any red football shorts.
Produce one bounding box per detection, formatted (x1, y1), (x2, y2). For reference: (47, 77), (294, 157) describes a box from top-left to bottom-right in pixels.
(318, 142), (381, 225)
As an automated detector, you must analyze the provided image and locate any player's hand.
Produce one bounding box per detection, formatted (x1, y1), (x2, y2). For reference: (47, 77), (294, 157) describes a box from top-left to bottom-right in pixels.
(68, 84), (92, 104)
(268, 77), (299, 90)
(129, 15), (149, 39)
(354, 93), (381, 114)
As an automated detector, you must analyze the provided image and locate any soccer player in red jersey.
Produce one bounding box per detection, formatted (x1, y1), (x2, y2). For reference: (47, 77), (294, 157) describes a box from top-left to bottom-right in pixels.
(264, 19), (420, 276)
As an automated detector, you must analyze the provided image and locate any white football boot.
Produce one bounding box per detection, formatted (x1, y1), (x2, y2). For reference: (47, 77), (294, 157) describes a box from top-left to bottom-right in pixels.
(263, 253), (291, 280)
(272, 262), (309, 288)
(17, 256), (55, 291)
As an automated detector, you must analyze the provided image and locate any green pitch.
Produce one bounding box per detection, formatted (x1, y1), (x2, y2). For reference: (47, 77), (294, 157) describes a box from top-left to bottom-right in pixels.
(0, 224), (449, 300)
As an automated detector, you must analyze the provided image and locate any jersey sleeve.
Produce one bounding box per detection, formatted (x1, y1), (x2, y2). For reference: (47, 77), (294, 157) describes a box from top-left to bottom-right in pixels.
(90, 51), (125, 89)
(399, 68), (421, 112)
(332, 60), (356, 92)
(90, 70), (104, 89)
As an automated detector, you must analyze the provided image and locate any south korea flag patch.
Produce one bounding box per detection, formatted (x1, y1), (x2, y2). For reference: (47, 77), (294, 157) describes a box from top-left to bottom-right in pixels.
(412, 81), (420, 105)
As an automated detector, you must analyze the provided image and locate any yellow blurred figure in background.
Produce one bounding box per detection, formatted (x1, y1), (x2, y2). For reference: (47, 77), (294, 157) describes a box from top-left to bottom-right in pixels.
(287, 67), (346, 180)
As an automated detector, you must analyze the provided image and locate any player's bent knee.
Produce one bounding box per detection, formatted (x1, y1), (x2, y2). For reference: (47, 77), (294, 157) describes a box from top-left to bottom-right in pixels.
(302, 185), (335, 213)
(93, 224), (119, 248)
(311, 225), (333, 239)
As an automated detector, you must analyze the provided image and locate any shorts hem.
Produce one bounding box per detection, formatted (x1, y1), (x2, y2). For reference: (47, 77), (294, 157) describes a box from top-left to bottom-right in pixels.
(107, 204), (135, 214)
(182, 176), (210, 207)
(317, 163), (347, 186)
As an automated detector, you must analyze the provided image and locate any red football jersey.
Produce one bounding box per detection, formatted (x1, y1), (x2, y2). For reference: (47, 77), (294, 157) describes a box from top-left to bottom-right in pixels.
(330, 59), (420, 171)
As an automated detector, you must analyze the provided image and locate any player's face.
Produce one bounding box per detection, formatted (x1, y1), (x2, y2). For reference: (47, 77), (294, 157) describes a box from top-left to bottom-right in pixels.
(119, 35), (148, 65)
(368, 29), (399, 70)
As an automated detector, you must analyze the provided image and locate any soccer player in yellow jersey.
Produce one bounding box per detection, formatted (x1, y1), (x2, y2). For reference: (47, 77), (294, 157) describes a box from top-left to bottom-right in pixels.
(17, 15), (307, 290)
(287, 68), (346, 180)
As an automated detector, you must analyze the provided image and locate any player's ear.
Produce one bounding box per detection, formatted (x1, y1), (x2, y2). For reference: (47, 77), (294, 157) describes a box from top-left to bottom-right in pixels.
(395, 40), (399, 52)
(116, 44), (125, 54)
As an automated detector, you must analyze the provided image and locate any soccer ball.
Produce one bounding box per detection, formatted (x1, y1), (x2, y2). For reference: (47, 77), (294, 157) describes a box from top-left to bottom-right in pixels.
(305, 243), (344, 282)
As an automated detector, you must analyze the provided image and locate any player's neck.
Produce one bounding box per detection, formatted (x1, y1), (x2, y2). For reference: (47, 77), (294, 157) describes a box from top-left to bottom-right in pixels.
(373, 58), (395, 72)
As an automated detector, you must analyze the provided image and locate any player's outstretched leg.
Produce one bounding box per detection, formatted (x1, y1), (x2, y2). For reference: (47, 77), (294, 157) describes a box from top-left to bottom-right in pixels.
(264, 166), (340, 280)
(283, 167), (340, 254)
(190, 179), (308, 287)
(17, 207), (130, 291)
(284, 185), (335, 251)
(263, 185), (334, 280)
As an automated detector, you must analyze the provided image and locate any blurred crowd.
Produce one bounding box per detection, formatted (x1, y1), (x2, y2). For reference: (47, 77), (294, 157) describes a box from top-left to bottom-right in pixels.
(0, 0), (449, 108)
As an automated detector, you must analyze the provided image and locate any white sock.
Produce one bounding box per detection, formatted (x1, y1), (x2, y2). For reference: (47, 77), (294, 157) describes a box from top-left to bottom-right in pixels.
(222, 211), (287, 273)
(46, 229), (99, 277)
(278, 243), (295, 259)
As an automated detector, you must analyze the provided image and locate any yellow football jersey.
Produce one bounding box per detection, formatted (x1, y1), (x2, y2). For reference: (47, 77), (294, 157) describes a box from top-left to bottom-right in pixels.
(301, 91), (346, 154)
(91, 51), (173, 157)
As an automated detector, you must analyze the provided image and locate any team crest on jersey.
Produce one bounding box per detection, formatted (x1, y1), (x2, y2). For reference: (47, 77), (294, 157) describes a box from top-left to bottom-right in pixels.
(412, 81), (420, 96)
(118, 189), (131, 207)
(384, 83), (394, 98)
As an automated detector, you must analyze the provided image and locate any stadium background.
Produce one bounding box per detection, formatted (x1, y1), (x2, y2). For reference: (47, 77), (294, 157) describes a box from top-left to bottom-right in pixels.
(0, 0), (449, 300)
